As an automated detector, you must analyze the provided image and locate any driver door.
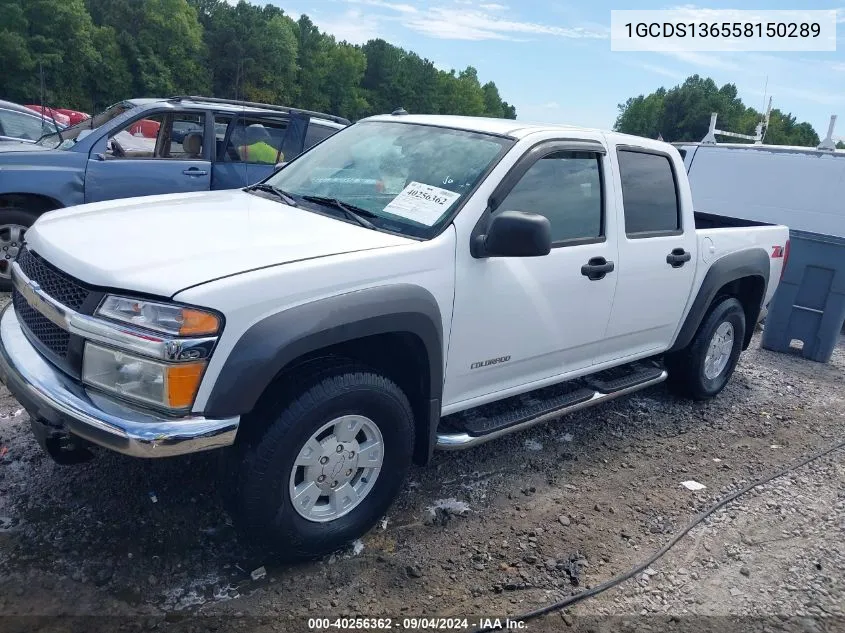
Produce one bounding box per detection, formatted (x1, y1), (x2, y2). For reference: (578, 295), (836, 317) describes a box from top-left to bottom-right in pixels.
(85, 111), (211, 203)
(443, 140), (620, 408)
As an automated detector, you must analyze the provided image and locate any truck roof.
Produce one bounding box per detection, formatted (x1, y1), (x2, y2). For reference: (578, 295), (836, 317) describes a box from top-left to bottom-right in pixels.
(362, 113), (604, 138)
(361, 114), (674, 150)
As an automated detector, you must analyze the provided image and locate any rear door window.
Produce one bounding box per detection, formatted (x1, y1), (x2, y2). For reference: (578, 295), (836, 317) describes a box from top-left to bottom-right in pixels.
(617, 149), (680, 237)
(225, 116), (288, 164)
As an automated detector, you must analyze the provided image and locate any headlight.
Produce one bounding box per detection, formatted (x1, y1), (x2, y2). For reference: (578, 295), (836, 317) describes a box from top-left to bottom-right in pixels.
(83, 342), (205, 411)
(97, 296), (220, 337)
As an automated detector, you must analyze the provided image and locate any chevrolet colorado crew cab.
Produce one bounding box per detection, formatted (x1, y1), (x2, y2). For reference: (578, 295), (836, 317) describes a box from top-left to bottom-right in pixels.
(0, 114), (789, 560)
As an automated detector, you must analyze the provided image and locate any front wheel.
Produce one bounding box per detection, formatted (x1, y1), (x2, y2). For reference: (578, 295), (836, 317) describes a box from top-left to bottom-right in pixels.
(0, 207), (38, 291)
(666, 297), (746, 400)
(232, 365), (414, 561)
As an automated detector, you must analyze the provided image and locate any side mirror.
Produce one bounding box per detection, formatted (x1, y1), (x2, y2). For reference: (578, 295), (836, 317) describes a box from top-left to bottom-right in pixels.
(473, 210), (552, 258)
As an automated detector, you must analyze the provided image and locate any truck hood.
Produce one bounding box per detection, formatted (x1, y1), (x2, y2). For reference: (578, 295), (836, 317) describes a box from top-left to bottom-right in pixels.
(25, 190), (413, 297)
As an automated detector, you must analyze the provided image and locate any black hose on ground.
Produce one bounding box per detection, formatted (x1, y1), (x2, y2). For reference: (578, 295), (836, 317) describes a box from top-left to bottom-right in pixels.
(476, 437), (845, 632)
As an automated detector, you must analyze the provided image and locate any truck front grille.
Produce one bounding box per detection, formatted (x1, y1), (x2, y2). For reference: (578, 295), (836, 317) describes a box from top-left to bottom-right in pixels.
(12, 289), (70, 357)
(12, 246), (102, 377)
(16, 246), (91, 310)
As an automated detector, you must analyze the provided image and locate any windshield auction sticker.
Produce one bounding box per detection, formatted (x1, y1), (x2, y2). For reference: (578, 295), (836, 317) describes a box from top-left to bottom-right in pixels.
(383, 181), (461, 226)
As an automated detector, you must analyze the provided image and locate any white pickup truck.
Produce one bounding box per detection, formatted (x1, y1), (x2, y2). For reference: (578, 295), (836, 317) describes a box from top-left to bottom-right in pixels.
(0, 114), (789, 560)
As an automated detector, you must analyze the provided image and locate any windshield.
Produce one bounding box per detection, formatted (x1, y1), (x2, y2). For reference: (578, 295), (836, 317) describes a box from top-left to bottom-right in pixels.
(265, 121), (513, 238)
(35, 101), (137, 150)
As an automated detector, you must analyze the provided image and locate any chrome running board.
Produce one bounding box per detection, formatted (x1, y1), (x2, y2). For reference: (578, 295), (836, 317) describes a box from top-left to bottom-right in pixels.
(435, 370), (668, 450)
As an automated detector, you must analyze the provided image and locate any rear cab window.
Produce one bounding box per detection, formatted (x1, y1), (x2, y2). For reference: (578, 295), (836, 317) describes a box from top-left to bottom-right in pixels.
(617, 149), (681, 237)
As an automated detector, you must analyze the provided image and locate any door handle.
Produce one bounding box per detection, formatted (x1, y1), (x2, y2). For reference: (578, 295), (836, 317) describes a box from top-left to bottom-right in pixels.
(183, 168), (208, 176)
(666, 248), (692, 268)
(581, 256), (615, 281)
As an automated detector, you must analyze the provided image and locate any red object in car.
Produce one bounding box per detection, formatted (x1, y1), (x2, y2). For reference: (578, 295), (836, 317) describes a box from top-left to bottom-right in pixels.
(128, 118), (161, 138)
(54, 108), (91, 125)
(24, 105), (71, 127)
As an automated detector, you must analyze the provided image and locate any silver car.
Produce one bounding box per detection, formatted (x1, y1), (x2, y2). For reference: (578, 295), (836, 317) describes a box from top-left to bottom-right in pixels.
(0, 100), (64, 143)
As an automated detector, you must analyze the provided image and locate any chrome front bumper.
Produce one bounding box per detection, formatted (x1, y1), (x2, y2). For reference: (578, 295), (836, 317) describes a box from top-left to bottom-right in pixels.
(0, 304), (239, 458)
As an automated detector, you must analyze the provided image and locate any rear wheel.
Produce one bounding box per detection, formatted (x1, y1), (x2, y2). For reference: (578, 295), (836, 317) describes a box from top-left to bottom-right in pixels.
(230, 364), (414, 561)
(666, 297), (746, 400)
(0, 207), (38, 291)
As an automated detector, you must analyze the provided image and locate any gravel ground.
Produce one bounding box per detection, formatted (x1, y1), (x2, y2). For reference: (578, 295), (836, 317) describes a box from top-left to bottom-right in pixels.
(0, 291), (843, 632)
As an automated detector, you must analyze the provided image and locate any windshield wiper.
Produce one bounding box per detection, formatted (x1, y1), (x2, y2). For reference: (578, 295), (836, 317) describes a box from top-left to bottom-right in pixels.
(301, 195), (378, 230)
(244, 183), (298, 206)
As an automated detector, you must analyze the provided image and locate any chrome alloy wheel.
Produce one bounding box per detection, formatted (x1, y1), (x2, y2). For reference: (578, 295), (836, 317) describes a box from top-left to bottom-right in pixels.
(289, 415), (384, 523)
(0, 224), (25, 279)
(704, 321), (734, 380)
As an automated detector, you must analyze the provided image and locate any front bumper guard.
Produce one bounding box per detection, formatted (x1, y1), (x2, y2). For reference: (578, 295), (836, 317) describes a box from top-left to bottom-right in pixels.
(0, 304), (239, 458)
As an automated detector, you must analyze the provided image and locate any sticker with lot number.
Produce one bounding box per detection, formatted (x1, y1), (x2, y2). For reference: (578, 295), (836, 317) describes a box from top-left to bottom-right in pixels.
(382, 181), (461, 226)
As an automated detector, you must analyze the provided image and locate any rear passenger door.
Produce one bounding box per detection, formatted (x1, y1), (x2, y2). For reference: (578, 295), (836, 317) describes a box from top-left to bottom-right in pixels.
(603, 146), (697, 359)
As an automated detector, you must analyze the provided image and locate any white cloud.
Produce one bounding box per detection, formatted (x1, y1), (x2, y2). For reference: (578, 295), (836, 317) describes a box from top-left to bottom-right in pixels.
(766, 85), (845, 107)
(401, 6), (608, 41)
(309, 8), (385, 44)
(540, 101), (560, 109)
(478, 2), (508, 10)
(659, 50), (742, 71)
(345, 0), (418, 14)
(638, 62), (684, 79)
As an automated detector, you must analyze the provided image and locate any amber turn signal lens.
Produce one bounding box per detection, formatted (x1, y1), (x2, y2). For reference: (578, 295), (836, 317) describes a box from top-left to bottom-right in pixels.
(166, 362), (206, 409)
(179, 309), (221, 336)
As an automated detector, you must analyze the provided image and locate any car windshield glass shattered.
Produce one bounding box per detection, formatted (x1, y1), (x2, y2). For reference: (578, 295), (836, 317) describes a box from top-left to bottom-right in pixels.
(35, 102), (137, 150)
(266, 121), (513, 239)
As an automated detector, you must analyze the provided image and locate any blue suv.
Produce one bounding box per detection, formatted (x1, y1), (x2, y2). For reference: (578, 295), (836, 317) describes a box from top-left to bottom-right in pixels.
(0, 96), (348, 288)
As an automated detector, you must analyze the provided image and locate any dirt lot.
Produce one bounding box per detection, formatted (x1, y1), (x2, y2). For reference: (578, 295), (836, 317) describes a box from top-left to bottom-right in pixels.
(0, 288), (843, 632)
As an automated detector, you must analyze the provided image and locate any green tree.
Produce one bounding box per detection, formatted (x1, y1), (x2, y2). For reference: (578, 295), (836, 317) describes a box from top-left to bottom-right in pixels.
(836, 140), (845, 150)
(0, 0), (517, 121)
(88, 0), (210, 97)
(192, 0), (298, 104)
(614, 88), (666, 139)
(1, 0), (101, 110)
(615, 75), (819, 146)
(322, 41), (369, 120)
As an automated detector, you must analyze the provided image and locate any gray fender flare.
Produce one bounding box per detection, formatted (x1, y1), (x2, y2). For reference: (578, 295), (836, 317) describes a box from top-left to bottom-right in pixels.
(669, 248), (770, 353)
(203, 284), (444, 425)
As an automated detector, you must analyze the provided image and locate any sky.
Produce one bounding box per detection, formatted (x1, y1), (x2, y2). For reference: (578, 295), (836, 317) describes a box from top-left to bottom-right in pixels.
(254, 0), (845, 139)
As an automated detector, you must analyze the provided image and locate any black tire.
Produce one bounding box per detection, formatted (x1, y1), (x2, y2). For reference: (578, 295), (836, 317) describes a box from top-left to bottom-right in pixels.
(0, 206), (39, 292)
(230, 365), (414, 561)
(665, 297), (746, 401)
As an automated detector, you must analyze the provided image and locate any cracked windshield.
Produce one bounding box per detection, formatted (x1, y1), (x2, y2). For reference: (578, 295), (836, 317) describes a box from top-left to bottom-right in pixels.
(267, 121), (511, 237)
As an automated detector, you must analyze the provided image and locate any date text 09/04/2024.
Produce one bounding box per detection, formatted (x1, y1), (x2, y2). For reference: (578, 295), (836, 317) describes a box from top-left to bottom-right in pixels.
(307, 617), (527, 630)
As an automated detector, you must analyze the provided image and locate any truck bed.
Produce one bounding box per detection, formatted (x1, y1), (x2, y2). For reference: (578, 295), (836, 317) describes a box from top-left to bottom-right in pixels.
(694, 211), (773, 229)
